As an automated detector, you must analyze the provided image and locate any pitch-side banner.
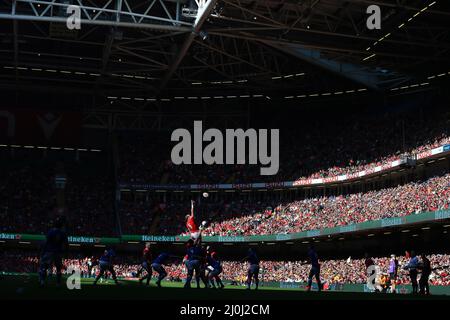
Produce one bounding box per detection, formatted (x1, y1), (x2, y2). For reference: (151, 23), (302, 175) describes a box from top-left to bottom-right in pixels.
(0, 233), (119, 244)
(0, 109), (81, 146)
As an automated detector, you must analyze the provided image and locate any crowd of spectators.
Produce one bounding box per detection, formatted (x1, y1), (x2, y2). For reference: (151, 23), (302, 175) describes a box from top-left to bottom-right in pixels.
(222, 254), (450, 286)
(0, 149), (57, 234)
(0, 149), (116, 236)
(2, 147), (449, 238)
(64, 160), (116, 236)
(2, 252), (449, 286)
(118, 173), (449, 236)
(198, 174), (450, 236)
(117, 111), (450, 184)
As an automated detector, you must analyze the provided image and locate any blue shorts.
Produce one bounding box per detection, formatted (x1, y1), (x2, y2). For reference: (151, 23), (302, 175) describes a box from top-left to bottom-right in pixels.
(142, 261), (150, 271)
(209, 266), (222, 277)
(151, 263), (166, 274)
(99, 261), (113, 271)
(188, 260), (201, 273)
(248, 264), (259, 275)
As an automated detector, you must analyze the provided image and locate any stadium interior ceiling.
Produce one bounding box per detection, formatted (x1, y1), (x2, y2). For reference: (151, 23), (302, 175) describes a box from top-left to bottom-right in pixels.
(0, 0), (449, 121)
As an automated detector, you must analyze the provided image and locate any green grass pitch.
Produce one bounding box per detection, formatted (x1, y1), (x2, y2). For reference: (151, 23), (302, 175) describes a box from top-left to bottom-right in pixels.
(1, 274), (449, 300)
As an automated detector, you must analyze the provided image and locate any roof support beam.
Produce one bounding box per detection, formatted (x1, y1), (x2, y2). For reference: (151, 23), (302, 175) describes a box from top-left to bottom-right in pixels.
(0, 0), (192, 32)
(158, 0), (218, 93)
(265, 41), (413, 91)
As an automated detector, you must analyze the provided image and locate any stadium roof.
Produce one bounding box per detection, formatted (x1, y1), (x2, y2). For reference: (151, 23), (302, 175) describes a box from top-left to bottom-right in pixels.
(0, 0), (449, 105)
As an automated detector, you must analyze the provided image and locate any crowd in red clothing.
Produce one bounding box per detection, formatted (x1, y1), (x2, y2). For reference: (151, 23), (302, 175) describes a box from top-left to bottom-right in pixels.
(117, 111), (449, 185)
(121, 173), (449, 236)
(302, 134), (449, 180)
(200, 174), (450, 236)
(221, 254), (450, 286)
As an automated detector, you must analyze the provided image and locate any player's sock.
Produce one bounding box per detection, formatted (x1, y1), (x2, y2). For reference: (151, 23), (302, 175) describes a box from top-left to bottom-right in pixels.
(94, 273), (102, 285)
(184, 275), (192, 288)
(38, 269), (46, 286)
(202, 277), (209, 288)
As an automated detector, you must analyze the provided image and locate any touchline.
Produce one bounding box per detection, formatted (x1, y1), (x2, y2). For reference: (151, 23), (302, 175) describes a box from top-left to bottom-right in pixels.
(171, 121), (279, 175)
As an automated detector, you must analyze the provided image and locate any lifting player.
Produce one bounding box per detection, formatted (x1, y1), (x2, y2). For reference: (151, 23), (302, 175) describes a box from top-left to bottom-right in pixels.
(138, 242), (152, 285)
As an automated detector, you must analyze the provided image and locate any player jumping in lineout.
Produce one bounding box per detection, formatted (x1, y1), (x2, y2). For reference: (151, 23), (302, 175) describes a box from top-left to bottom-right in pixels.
(186, 200), (201, 241)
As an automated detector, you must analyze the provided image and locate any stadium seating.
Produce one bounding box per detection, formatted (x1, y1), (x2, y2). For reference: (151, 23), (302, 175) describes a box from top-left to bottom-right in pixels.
(119, 173), (450, 236)
(117, 112), (449, 184)
(1, 111), (449, 237)
(0, 149), (116, 236)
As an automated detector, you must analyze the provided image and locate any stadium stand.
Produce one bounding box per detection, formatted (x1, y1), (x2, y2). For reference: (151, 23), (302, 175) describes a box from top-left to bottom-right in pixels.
(118, 173), (450, 236)
(0, 148), (116, 236)
(117, 112), (449, 184)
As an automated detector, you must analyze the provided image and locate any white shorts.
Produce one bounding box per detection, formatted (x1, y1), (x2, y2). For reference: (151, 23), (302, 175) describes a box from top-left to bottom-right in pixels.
(191, 231), (201, 240)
